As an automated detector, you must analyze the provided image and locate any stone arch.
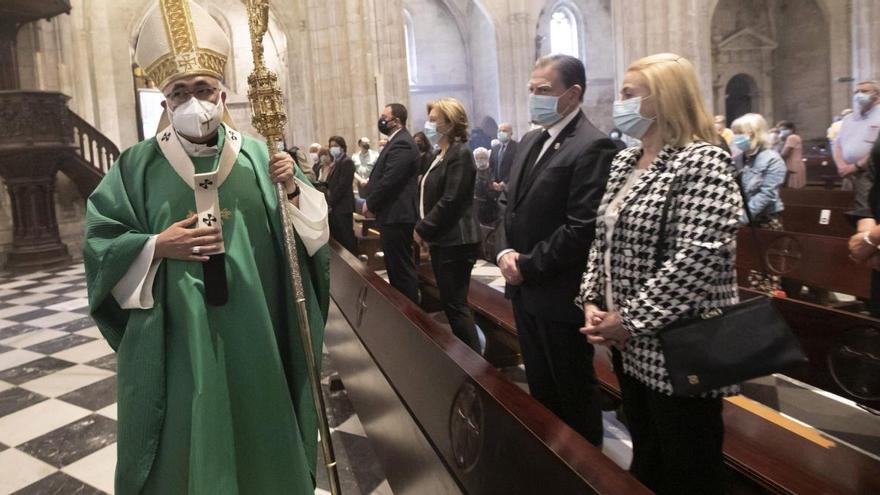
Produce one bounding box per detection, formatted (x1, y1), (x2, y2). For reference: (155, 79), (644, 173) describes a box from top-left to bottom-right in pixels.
(536, 0), (586, 60)
(711, 0), (839, 139)
(725, 73), (759, 124)
(534, 0), (616, 131)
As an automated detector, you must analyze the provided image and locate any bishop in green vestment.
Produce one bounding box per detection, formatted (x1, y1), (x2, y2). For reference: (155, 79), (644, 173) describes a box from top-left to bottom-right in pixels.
(84, 2), (330, 493)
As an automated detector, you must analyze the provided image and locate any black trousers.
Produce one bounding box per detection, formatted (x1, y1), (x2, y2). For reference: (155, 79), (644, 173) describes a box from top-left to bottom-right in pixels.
(512, 301), (603, 445)
(329, 211), (358, 254)
(619, 371), (725, 495)
(430, 244), (480, 352)
(379, 223), (419, 303)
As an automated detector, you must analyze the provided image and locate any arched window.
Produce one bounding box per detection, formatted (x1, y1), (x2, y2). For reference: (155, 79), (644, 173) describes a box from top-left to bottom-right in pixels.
(403, 9), (417, 85)
(549, 4), (579, 58)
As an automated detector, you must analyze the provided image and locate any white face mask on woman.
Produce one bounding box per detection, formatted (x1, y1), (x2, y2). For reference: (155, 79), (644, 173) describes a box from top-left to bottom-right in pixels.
(169, 96), (224, 139)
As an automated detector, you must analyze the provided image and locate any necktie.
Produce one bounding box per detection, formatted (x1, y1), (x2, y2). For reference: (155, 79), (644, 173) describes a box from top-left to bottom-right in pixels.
(519, 130), (552, 189)
(497, 143), (506, 175)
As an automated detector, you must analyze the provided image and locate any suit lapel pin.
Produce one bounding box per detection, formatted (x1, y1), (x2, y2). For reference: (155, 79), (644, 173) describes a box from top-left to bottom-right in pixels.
(553, 143), (561, 150)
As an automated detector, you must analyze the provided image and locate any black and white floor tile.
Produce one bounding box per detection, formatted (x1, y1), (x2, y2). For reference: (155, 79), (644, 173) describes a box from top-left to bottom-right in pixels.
(0, 264), (392, 495)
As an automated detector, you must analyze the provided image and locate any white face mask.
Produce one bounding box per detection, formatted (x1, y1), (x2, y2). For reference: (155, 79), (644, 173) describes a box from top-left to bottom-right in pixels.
(169, 96), (224, 139)
(309, 152), (319, 162)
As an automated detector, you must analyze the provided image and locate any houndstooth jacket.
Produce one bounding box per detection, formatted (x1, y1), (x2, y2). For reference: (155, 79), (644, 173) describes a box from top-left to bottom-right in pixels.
(576, 141), (743, 397)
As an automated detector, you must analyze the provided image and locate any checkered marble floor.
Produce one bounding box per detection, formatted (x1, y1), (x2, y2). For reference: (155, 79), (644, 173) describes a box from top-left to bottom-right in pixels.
(0, 264), (391, 495)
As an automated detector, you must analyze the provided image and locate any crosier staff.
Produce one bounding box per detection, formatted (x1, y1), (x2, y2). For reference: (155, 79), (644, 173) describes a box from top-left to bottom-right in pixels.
(245, 1), (341, 493)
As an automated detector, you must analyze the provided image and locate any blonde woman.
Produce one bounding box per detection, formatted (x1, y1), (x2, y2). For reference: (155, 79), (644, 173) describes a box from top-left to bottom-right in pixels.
(415, 98), (482, 352)
(578, 53), (741, 495)
(731, 113), (787, 292)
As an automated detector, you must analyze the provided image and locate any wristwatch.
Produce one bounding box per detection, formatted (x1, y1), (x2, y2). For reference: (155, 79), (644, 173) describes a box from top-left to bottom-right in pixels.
(862, 231), (880, 249)
(286, 184), (300, 200)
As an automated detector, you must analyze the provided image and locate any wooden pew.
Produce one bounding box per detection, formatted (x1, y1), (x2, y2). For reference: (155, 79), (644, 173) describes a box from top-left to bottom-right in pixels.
(416, 267), (880, 494)
(777, 205), (852, 237)
(780, 188), (854, 209)
(739, 287), (880, 410)
(326, 242), (650, 494)
(736, 228), (870, 298)
(801, 140), (840, 188)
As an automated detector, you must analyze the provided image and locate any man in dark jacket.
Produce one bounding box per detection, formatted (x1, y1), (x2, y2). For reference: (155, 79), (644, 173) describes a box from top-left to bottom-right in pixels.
(364, 103), (420, 303)
(495, 54), (617, 446)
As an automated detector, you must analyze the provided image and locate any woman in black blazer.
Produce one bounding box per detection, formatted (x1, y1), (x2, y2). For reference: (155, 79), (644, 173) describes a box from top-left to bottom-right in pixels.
(415, 98), (482, 352)
(326, 135), (358, 253)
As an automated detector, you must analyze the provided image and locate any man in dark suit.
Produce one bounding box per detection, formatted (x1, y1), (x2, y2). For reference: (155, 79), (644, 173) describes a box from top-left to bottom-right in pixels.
(495, 54), (617, 446)
(363, 103), (420, 303)
(489, 122), (518, 192)
(487, 122), (518, 224)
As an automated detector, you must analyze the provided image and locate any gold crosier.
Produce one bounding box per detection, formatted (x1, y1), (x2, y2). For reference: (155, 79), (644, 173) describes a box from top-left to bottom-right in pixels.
(246, 2), (341, 494)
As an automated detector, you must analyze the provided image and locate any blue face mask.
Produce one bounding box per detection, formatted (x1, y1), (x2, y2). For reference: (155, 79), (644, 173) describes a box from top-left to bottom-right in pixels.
(612, 97), (654, 139)
(497, 131), (510, 143)
(329, 146), (342, 158)
(529, 94), (563, 126)
(733, 134), (752, 152)
(854, 92), (874, 110)
(424, 121), (441, 145)
(778, 129), (791, 139)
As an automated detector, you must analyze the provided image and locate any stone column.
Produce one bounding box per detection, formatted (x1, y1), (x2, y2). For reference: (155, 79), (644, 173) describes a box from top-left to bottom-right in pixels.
(610, 0), (715, 109)
(489, 0), (538, 138)
(852, 0), (880, 83)
(0, 20), (19, 89)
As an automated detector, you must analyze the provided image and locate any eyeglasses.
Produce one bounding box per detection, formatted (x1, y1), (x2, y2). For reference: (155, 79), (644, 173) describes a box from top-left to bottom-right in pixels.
(164, 86), (219, 104)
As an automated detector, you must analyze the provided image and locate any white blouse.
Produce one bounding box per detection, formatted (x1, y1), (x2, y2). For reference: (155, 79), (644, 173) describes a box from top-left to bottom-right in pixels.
(602, 168), (647, 312)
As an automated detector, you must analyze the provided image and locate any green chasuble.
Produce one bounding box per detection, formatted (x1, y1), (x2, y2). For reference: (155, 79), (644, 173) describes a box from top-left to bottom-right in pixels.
(84, 126), (330, 495)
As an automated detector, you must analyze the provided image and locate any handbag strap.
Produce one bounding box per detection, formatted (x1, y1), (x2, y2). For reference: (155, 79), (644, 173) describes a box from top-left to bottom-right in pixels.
(653, 145), (769, 273)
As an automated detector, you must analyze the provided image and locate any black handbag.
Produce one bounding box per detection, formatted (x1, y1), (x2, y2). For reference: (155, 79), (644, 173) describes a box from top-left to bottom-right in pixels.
(652, 153), (807, 396)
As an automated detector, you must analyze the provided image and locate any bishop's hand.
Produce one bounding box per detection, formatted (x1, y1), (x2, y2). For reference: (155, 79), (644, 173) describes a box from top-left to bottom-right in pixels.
(154, 214), (222, 262)
(269, 152), (297, 196)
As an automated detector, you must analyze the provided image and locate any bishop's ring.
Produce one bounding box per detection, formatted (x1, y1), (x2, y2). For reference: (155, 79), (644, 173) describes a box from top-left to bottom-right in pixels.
(192, 246), (202, 255)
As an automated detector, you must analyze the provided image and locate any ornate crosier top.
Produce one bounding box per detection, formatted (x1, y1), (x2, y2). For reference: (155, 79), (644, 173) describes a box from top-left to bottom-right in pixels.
(247, 0), (286, 149)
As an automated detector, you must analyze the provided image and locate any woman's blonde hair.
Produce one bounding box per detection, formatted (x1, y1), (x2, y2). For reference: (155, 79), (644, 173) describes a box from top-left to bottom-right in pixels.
(731, 113), (771, 150)
(625, 53), (717, 147)
(427, 97), (469, 142)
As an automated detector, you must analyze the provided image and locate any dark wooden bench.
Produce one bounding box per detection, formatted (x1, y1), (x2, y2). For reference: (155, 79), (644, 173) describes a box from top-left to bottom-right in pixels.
(780, 188), (854, 209)
(327, 242), (650, 494)
(777, 205), (852, 237)
(737, 228), (870, 298)
(416, 266), (880, 494)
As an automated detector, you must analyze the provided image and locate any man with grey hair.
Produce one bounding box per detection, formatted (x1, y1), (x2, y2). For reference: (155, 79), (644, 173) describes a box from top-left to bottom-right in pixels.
(494, 53), (617, 446)
(489, 122), (518, 195)
(835, 80), (880, 191)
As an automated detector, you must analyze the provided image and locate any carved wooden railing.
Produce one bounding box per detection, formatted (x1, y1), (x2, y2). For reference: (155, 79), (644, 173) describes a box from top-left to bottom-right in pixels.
(0, 89), (119, 270)
(70, 111), (119, 175)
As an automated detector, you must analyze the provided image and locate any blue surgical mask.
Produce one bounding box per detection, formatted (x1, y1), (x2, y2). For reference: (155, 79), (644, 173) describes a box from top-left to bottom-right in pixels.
(329, 146), (342, 158)
(424, 121), (441, 145)
(778, 129), (791, 139)
(733, 134), (752, 152)
(612, 97), (654, 139)
(497, 131), (510, 143)
(529, 94), (562, 126)
(854, 92), (874, 110)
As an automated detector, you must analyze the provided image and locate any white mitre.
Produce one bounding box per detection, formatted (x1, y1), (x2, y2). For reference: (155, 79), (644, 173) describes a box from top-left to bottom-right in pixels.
(135, 0), (230, 90)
